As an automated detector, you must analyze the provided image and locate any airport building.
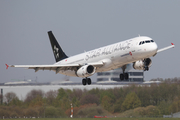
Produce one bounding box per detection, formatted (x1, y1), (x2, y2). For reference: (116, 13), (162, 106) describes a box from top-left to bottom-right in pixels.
(97, 68), (144, 82)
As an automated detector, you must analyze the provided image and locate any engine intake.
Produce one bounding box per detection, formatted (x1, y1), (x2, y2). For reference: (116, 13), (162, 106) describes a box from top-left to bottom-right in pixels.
(133, 58), (152, 71)
(76, 65), (95, 77)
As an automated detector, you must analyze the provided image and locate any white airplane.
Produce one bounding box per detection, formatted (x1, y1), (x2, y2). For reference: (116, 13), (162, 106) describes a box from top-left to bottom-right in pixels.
(6, 31), (175, 85)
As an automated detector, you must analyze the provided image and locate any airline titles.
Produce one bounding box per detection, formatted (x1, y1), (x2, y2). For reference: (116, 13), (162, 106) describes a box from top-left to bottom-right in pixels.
(85, 41), (131, 60)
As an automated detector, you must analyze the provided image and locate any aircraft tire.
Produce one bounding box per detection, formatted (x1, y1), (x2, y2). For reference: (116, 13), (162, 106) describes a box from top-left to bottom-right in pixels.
(87, 78), (91, 85)
(120, 74), (124, 80)
(82, 79), (86, 85)
(144, 66), (149, 71)
(124, 73), (129, 80)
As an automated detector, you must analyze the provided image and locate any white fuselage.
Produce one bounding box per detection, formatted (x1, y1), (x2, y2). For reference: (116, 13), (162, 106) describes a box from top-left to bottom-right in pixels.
(55, 36), (158, 77)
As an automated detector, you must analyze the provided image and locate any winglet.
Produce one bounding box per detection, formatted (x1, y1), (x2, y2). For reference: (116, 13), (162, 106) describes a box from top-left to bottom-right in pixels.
(171, 43), (175, 48)
(5, 64), (9, 69)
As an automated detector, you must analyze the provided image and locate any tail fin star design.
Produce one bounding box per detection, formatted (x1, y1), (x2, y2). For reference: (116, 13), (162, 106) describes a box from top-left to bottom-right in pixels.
(53, 45), (59, 59)
(48, 31), (68, 62)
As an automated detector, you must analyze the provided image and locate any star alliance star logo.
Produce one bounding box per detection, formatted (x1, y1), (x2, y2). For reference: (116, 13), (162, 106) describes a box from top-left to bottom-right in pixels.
(54, 45), (59, 59)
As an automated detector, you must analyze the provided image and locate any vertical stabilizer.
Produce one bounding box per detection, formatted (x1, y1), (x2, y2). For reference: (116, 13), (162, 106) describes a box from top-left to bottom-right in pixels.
(48, 31), (68, 62)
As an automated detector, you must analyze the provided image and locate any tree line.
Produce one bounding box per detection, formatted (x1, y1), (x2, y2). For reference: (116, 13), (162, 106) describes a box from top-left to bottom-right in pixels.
(0, 77), (180, 118)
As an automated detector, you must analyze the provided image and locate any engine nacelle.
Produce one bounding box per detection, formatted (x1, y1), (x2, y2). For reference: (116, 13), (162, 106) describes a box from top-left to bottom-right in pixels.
(133, 60), (144, 70)
(133, 58), (152, 70)
(76, 65), (95, 77)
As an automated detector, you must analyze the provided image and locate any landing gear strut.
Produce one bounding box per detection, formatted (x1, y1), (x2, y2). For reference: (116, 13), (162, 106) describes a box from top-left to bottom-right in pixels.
(119, 65), (129, 81)
(82, 78), (91, 85)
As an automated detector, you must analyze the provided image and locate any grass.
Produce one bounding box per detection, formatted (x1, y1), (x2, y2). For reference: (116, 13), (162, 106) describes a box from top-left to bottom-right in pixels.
(3, 118), (180, 120)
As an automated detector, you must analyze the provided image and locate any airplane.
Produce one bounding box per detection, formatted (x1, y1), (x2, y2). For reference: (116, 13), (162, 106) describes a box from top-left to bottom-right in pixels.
(6, 31), (175, 85)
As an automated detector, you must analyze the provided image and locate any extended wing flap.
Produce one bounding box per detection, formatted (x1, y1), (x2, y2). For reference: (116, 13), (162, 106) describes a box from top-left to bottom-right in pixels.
(10, 64), (80, 68)
(8, 61), (104, 73)
(9, 64), (80, 73)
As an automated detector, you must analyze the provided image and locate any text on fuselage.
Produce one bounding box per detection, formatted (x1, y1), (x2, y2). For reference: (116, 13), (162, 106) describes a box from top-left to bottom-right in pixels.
(85, 41), (131, 60)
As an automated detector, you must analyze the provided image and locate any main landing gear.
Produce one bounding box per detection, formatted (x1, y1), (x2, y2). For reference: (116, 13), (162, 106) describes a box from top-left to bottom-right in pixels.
(120, 65), (129, 81)
(120, 73), (129, 80)
(82, 78), (91, 86)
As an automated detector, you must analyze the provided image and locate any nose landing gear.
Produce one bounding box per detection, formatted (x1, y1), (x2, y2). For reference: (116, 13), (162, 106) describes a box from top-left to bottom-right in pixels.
(144, 58), (151, 71)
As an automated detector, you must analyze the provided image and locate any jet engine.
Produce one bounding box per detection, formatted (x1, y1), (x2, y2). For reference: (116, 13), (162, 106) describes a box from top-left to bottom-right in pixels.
(76, 65), (95, 77)
(133, 58), (152, 71)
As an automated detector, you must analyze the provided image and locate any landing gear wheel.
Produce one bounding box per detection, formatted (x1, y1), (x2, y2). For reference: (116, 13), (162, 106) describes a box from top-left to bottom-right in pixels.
(144, 66), (149, 71)
(82, 79), (86, 86)
(120, 74), (124, 81)
(82, 78), (91, 85)
(87, 78), (91, 85)
(120, 73), (129, 81)
(124, 73), (129, 80)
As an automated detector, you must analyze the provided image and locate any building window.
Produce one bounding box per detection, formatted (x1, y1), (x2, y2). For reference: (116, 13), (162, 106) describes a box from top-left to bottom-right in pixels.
(129, 72), (143, 76)
(111, 78), (120, 81)
(129, 78), (143, 82)
(97, 73), (103, 76)
(97, 78), (109, 81)
(97, 72), (111, 76)
(112, 72), (119, 75)
(104, 72), (111, 75)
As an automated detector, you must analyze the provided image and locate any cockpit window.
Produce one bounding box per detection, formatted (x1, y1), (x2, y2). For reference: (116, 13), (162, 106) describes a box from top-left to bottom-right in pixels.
(145, 40), (150, 43)
(139, 40), (154, 45)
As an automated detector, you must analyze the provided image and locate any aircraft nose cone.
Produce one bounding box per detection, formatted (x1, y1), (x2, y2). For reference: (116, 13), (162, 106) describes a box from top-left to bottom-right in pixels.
(148, 42), (158, 55)
(144, 42), (158, 57)
(153, 43), (158, 52)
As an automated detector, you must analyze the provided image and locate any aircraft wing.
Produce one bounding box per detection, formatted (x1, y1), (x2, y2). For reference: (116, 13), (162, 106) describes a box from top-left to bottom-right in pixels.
(6, 62), (104, 73)
(157, 43), (175, 53)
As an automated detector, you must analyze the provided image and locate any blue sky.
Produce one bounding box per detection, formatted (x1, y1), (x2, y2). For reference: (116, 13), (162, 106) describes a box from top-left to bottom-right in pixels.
(0, 0), (179, 83)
